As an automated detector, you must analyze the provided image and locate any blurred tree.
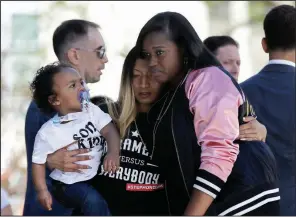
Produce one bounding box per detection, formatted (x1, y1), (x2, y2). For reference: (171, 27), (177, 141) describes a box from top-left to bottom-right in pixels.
(204, 1), (295, 35)
(119, 43), (131, 58)
(1, 2), (89, 214)
(1, 1), (89, 116)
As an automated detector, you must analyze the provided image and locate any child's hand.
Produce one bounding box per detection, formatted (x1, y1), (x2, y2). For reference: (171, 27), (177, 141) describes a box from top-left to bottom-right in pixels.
(103, 152), (120, 174)
(37, 190), (53, 211)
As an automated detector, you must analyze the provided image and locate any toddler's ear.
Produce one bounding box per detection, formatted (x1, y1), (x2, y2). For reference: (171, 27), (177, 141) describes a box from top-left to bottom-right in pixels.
(48, 94), (60, 106)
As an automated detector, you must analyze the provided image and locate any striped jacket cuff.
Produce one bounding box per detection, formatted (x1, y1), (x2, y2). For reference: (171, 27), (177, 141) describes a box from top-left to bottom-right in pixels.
(193, 169), (225, 199)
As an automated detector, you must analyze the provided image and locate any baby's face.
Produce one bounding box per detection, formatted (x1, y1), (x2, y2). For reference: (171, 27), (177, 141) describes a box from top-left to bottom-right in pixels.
(50, 69), (86, 114)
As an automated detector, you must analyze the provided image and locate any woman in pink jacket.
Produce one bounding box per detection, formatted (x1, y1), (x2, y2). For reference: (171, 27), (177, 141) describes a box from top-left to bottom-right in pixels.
(134, 11), (280, 216)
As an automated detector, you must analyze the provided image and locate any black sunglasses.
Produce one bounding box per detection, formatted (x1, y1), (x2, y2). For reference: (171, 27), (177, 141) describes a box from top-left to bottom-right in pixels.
(76, 47), (106, 59)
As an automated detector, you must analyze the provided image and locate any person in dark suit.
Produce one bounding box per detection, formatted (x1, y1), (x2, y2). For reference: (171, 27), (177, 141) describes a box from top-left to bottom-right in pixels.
(240, 5), (295, 215)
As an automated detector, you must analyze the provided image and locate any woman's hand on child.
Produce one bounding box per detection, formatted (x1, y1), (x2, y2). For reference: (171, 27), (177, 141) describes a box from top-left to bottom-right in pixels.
(103, 152), (120, 174)
(37, 189), (52, 211)
(238, 116), (267, 142)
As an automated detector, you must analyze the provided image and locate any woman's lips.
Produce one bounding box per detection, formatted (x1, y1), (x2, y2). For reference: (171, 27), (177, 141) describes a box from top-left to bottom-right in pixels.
(139, 92), (151, 98)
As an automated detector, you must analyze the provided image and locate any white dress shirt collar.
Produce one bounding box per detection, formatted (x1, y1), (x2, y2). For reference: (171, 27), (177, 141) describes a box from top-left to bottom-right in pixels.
(268, 59), (295, 67)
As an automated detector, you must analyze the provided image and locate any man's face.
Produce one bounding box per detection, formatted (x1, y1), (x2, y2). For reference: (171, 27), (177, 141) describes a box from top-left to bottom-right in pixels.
(215, 45), (241, 81)
(75, 28), (108, 84)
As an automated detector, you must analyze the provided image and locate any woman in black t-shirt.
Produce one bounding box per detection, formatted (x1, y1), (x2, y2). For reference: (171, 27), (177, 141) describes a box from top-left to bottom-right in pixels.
(91, 47), (169, 216)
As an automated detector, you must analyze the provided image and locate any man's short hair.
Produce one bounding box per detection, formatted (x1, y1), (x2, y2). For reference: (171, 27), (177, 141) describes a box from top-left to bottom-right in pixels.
(264, 5), (296, 51)
(52, 19), (100, 60)
(203, 36), (239, 55)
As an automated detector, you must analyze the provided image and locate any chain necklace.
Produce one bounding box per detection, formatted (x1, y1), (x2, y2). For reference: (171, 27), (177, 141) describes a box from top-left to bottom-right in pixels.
(150, 71), (191, 160)
(133, 95), (169, 160)
(134, 120), (147, 148)
(151, 95), (169, 160)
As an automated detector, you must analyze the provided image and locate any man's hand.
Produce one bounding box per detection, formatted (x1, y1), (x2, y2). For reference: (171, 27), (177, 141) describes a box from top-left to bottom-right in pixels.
(238, 116), (267, 142)
(103, 152), (120, 174)
(46, 141), (92, 172)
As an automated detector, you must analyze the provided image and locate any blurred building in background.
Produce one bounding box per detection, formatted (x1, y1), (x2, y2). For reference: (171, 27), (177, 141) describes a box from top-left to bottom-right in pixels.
(1, 1), (294, 214)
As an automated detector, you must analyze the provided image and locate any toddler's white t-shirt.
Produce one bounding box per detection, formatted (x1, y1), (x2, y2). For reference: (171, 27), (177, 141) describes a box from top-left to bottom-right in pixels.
(32, 102), (112, 184)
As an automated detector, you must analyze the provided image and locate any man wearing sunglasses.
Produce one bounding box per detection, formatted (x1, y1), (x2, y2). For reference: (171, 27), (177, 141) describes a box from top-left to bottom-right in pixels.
(23, 19), (108, 216)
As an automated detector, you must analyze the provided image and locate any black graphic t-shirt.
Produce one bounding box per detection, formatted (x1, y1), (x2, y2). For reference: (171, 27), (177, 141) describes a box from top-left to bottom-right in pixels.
(92, 112), (169, 216)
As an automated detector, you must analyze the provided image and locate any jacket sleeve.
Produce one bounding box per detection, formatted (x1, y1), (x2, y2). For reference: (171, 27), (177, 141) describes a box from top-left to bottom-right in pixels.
(185, 66), (243, 199)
